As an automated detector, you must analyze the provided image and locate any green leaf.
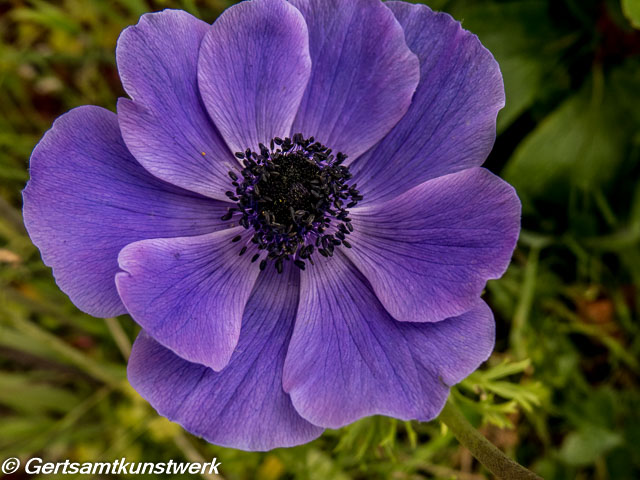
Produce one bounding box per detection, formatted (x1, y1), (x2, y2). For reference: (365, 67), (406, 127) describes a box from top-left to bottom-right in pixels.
(481, 358), (532, 381)
(559, 425), (623, 466)
(622, 0), (640, 28)
(0, 372), (80, 414)
(0, 417), (56, 448)
(453, 390), (520, 429)
(503, 77), (628, 204)
(334, 416), (401, 460)
(11, 1), (82, 34)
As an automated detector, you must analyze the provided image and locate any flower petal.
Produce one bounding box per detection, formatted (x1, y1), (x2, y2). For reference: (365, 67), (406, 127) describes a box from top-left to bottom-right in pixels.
(22, 106), (228, 318)
(116, 10), (235, 201)
(116, 228), (260, 371)
(350, 2), (505, 205)
(289, 0), (419, 161)
(127, 263), (323, 450)
(344, 168), (520, 323)
(283, 255), (495, 428)
(197, 0), (311, 154)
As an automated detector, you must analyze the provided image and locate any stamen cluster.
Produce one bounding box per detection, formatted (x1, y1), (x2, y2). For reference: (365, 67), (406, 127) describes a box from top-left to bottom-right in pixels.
(221, 134), (362, 272)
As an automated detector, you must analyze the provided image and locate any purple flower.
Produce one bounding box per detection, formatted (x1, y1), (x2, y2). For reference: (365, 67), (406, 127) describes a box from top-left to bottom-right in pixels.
(23, 0), (520, 451)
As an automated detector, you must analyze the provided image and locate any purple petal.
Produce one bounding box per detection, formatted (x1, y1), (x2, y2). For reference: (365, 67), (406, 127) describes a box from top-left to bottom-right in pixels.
(127, 263), (323, 450)
(22, 106), (229, 318)
(344, 168), (520, 323)
(116, 228), (260, 371)
(116, 9), (235, 201)
(197, 0), (311, 154)
(283, 255), (495, 428)
(351, 2), (505, 205)
(289, 0), (419, 161)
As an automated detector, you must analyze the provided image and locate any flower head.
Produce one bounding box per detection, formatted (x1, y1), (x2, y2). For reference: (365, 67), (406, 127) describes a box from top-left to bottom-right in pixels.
(23, 0), (520, 451)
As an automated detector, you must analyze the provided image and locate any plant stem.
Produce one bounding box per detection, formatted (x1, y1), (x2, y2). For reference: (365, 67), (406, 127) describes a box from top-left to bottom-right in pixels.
(438, 399), (542, 480)
(511, 245), (540, 359)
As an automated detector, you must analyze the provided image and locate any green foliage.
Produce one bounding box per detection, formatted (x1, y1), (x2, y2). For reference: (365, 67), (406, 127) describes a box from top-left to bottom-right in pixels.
(622, 0), (640, 28)
(504, 62), (640, 209)
(1, 0), (639, 479)
(459, 359), (548, 425)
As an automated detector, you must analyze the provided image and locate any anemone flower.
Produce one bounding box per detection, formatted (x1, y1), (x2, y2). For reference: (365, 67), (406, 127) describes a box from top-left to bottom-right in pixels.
(23, 0), (520, 451)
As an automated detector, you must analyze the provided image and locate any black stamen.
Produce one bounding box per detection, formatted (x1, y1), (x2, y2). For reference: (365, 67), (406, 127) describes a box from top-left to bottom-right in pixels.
(221, 208), (234, 221)
(221, 134), (361, 272)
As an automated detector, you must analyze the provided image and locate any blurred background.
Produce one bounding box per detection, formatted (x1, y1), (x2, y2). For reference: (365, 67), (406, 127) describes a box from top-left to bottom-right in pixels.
(1, 0), (639, 478)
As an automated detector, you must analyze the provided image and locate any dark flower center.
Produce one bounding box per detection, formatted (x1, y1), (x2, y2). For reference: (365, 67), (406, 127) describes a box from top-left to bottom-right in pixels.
(221, 133), (362, 273)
